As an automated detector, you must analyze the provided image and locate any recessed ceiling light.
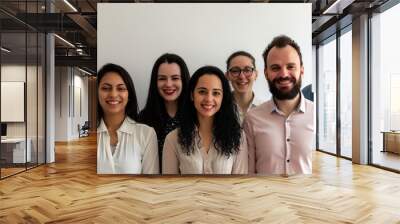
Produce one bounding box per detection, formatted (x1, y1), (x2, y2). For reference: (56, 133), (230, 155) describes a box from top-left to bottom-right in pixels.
(54, 34), (75, 48)
(322, 0), (354, 15)
(1, 47), (11, 53)
(63, 0), (78, 12)
(78, 67), (93, 76)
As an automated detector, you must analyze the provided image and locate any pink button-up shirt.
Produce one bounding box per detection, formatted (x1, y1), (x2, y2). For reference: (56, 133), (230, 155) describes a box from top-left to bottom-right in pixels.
(243, 95), (314, 175)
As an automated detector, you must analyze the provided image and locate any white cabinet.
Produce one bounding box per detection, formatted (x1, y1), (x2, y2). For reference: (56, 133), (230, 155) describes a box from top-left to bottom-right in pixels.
(1, 138), (31, 163)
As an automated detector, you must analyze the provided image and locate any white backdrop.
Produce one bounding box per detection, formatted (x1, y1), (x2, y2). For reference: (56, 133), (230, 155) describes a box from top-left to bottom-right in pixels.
(98, 3), (312, 109)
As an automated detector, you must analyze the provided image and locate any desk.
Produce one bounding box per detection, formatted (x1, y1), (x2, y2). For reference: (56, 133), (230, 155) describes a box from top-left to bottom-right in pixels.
(382, 131), (400, 154)
(1, 138), (31, 163)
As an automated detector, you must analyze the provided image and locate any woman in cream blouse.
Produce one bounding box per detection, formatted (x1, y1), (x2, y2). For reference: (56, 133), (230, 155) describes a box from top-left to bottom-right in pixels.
(97, 63), (159, 174)
(162, 66), (248, 174)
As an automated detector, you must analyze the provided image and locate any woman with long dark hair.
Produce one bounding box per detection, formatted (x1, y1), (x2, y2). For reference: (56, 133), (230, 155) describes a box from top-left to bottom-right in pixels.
(162, 66), (248, 174)
(139, 53), (190, 171)
(97, 63), (158, 174)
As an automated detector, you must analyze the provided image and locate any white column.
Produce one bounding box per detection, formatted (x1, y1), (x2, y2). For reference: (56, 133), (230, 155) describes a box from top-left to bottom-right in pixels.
(352, 14), (369, 164)
(46, 33), (55, 163)
(45, 0), (56, 163)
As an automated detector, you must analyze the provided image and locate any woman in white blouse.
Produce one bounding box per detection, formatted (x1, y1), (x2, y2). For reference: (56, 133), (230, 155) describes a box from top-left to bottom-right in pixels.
(162, 66), (248, 174)
(97, 63), (159, 174)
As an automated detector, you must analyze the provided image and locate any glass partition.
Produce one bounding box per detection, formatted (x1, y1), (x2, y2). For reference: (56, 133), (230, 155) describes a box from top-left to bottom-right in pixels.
(339, 29), (352, 158)
(0, 1), (46, 179)
(370, 3), (400, 171)
(27, 31), (38, 170)
(37, 32), (45, 165)
(1, 31), (28, 177)
(317, 36), (337, 155)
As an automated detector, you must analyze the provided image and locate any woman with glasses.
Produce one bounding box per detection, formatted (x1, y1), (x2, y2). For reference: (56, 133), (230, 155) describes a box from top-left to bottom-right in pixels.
(97, 63), (159, 174)
(225, 51), (262, 124)
(162, 66), (248, 174)
(139, 53), (190, 172)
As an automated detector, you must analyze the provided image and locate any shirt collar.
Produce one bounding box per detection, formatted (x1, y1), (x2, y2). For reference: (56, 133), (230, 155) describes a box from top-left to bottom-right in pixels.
(298, 93), (306, 113)
(232, 91), (261, 111)
(270, 93), (306, 114)
(250, 94), (263, 108)
(97, 116), (135, 134)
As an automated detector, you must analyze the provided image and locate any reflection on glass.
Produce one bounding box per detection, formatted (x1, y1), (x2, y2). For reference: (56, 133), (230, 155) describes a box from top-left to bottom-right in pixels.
(27, 32), (39, 169)
(340, 30), (352, 158)
(318, 38), (337, 154)
(0, 1), (46, 179)
(371, 3), (400, 171)
(38, 33), (46, 165)
(1, 32), (27, 177)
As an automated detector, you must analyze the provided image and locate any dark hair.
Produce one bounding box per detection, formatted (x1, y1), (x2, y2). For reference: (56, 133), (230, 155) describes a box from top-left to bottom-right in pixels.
(138, 53), (190, 135)
(226, 50), (256, 70)
(178, 65), (242, 156)
(262, 35), (303, 67)
(97, 63), (139, 126)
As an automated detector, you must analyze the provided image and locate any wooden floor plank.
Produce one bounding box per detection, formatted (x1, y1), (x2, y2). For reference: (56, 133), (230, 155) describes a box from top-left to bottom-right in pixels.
(0, 135), (400, 223)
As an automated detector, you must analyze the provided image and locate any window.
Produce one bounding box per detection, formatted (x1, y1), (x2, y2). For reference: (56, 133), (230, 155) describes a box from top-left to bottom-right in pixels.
(370, 2), (400, 171)
(318, 36), (337, 155)
(340, 29), (352, 158)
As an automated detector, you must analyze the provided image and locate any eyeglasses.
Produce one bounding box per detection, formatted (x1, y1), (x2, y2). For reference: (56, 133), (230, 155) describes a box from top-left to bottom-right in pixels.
(228, 67), (255, 77)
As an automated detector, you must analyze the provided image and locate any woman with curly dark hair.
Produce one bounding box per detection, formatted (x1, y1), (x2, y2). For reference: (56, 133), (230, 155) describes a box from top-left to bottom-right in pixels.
(139, 53), (190, 172)
(162, 65), (248, 174)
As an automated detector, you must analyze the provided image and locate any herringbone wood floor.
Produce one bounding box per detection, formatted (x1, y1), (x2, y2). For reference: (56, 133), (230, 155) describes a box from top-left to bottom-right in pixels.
(0, 135), (400, 223)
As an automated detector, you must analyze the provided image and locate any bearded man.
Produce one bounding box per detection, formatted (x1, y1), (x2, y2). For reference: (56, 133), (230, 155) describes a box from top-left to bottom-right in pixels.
(243, 35), (314, 175)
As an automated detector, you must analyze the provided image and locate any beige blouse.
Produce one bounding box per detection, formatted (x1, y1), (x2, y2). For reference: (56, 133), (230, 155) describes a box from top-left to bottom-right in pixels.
(162, 129), (248, 174)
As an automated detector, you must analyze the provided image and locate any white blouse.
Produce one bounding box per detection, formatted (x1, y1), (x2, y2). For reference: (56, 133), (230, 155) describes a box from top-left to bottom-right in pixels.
(162, 129), (248, 174)
(97, 117), (159, 174)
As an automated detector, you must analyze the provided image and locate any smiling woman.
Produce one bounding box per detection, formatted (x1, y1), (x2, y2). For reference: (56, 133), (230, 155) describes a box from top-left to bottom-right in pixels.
(162, 66), (248, 174)
(226, 51), (261, 124)
(97, 63), (159, 174)
(138, 53), (190, 173)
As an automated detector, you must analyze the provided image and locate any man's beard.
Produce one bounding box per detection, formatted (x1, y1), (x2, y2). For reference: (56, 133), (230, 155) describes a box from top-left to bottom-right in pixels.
(267, 76), (301, 100)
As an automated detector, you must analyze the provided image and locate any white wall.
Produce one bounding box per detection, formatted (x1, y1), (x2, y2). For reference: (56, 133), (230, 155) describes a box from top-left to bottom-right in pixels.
(1, 83), (24, 123)
(1, 65), (32, 137)
(98, 3), (312, 109)
(55, 67), (69, 141)
(72, 72), (89, 138)
(1, 65), (26, 81)
(55, 67), (89, 141)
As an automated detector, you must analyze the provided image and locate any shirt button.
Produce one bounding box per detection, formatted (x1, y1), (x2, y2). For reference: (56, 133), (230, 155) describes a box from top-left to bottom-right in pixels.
(286, 159), (290, 163)
(287, 138), (290, 142)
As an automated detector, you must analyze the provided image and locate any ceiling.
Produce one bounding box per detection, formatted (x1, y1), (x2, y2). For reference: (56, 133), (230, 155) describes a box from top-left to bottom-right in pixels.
(0, 0), (391, 72)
